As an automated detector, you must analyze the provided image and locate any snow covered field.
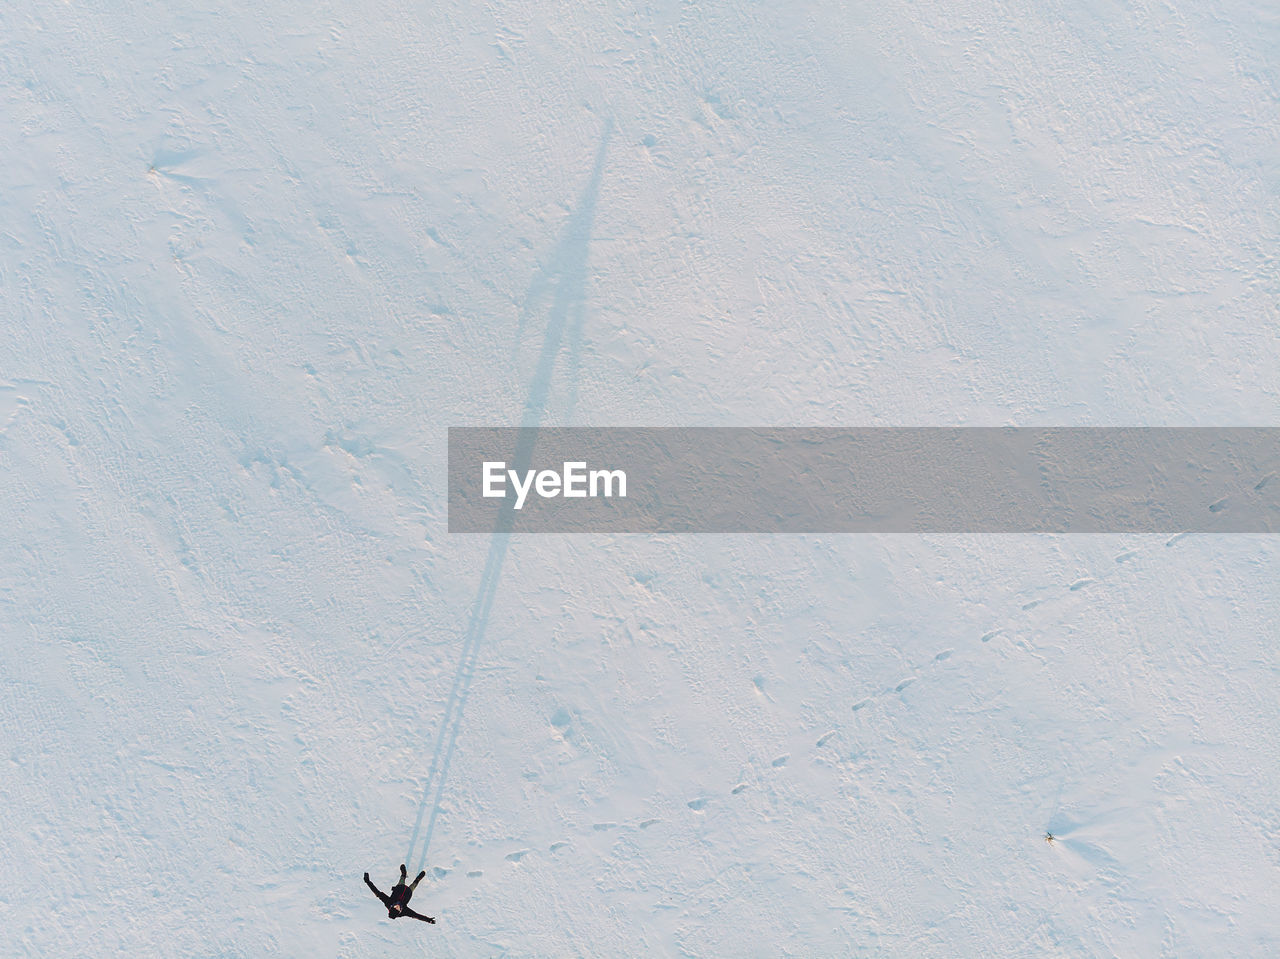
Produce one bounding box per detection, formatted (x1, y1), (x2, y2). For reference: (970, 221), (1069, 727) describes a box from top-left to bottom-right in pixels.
(3, 1), (1278, 955)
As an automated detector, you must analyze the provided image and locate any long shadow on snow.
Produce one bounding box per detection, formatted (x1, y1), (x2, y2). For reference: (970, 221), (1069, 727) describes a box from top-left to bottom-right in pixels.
(405, 121), (612, 873)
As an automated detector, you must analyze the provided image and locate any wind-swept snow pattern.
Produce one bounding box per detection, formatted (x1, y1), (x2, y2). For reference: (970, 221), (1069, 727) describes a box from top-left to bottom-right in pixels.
(3, 1), (1279, 957)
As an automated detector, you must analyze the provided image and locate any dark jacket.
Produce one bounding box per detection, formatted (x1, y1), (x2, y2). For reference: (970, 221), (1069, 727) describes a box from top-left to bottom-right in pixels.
(365, 872), (435, 923)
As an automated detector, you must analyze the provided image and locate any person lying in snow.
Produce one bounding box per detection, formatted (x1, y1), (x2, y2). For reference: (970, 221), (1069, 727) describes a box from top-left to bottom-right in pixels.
(364, 864), (435, 923)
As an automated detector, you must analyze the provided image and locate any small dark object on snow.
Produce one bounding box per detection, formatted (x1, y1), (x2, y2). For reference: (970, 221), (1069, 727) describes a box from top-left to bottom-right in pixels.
(365, 864), (435, 923)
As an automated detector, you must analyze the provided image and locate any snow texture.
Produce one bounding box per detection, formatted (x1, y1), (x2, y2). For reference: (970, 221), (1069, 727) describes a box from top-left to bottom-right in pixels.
(2, 1), (1279, 956)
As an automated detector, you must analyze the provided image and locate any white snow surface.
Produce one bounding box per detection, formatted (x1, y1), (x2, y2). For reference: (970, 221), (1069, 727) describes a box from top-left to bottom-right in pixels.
(3, 1), (1279, 956)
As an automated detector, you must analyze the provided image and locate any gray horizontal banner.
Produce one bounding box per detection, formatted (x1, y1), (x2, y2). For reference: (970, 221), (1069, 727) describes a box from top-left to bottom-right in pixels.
(448, 428), (1280, 533)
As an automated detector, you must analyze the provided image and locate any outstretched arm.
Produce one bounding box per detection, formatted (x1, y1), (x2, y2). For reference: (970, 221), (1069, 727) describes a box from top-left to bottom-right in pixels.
(402, 905), (436, 924)
(363, 873), (390, 906)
